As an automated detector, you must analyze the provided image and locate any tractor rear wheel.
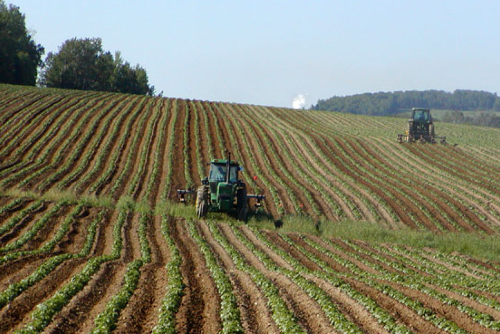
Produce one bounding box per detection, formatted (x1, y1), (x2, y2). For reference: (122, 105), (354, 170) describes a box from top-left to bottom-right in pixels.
(237, 188), (248, 222)
(196, 186), (208, 219)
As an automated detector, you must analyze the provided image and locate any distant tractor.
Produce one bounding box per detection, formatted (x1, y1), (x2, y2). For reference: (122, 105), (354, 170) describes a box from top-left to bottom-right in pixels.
(397, 108), (446, 144)
(177, 153), (265, 221)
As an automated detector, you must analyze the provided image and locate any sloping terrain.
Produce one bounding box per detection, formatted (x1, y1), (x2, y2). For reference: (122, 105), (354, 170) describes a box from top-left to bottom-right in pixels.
(2, 84), (500, 333)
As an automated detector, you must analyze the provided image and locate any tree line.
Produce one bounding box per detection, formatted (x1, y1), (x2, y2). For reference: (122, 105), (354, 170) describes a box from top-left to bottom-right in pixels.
(0, 1), (154, 95)
(313, 90), (500, 116)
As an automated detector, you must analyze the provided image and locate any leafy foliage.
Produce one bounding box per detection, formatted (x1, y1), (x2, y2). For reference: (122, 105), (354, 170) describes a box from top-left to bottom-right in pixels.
(39, 38), (154, 95)
(313, 90), (500, 115)
(0, 1), (44, 86)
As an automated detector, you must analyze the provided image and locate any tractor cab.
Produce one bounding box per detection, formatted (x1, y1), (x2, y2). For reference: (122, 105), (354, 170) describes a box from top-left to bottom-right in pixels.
(205, 159), (243, 206)
(177, 152), (265, 221)
(410, 108), (432, 133)
(412, 108), (431, 123)
(208, 160), (240, 183)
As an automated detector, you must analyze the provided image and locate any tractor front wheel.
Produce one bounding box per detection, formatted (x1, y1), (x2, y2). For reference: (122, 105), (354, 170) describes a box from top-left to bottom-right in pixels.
(196, 186), (208, 219)
(237, 188), (248, 222)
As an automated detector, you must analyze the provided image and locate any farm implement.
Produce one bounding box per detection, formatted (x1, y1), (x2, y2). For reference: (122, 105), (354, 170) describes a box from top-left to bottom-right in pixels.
(177, 153), (265, 221)
(397, 108), (446, 144)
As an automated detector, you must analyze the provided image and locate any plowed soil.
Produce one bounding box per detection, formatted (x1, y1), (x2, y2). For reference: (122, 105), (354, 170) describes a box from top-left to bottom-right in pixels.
(2, 86), (500, 332)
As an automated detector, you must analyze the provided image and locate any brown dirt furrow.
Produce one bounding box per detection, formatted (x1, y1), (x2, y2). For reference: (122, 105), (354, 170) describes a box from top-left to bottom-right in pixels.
(382, 246), (446, 276)
(211, 103), (280, 217)
(110, 100), (156, 200)
(52, 211), (134, 333)
(131, 98), (163, 200)
(0, 91), (41, 125)
(31, 95), (126, 193)
(312, 135), (398, 228)
(383, 279), (499, 334)
(289, 132), (368, 222)
(0, 198), (32, 230)
(0, 95), (65, 157)
(425, 283), (500, 321)
(0, 202), (50, 247)
(230, 105), (315, 216)
(18, 205), (73, 252)
(75, 96), (143, 195)
(114, 215), (170, 334)
(342, 138), (439, 232)
(301, 235), (380, 275)
(372, 139), (500, 231)
(307, 275), (391, 334)
(236, 105), (327, 219)
(238, 225), (294, 271)
(148, 99), (171, 206)
(7, 95), (112, 190)
(186, 101), (201, 190)
(406, 144), (500, 198)
(418, 252), (484, 280)
(354, 139), (464, 232)
(343, 276), (447, 334)
(54, 207), (97, 255)
(165, 99), (187, 200)
(429, 144), (500, 178)
(466, 257), (500, 275)
(92, 209), (115, 257)
(309, 234), (381, 275)
(216, 105), (289, 216)
(55, 96), (133, 192)
(319, 136), (411, 228)
(361, 139), (492, 233)
(351, 240), (431, 277)
(336, 137), (425, 229)
(246, 105), (360, 222)
(99, 98), (152, 199)
(0, 255), (49, 290)
(199, 222), (280, 334)
(44, 261), (126, 334)
(12, 98), (81, 163)
(469, 289), (500, 305)
(263, 107), (395, 225)
(194, 101), (211, 169)
(0, 257), (87, 333)
(263, 231), (321, 272)
(333, 238), (401, 275)
(202, 101), (223, 159)
(214, 223), (337, 334)
(154, 100), (176, 205)
(173, 219), (221, 334)
(42, 211), (122, 334)
(0, 196), (13, 211)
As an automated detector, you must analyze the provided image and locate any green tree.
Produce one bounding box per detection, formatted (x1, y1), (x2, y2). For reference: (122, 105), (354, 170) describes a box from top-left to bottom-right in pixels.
(113, 51), (154, 95)
(0, 1), (44, 85)
(40, 38), (154, 95)
(40, 37), (114, 91)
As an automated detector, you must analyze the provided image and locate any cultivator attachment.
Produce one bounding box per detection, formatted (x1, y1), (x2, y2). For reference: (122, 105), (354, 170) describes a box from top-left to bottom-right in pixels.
(247, 194), (266, 208)
(397, 134), (446, 144)
(177, 189), (194, 203)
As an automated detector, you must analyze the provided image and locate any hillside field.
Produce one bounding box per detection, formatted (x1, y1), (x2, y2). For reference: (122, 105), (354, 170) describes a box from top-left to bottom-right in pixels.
(2, 84), (500, 333)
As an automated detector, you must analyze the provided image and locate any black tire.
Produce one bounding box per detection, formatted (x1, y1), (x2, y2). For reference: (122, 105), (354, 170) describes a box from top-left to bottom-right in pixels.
(196, 186), (208, 219)
(237, 188), (248, 222)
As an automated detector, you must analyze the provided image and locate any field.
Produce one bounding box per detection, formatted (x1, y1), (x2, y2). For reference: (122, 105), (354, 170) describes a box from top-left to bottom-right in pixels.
(2, 84), (500, 333)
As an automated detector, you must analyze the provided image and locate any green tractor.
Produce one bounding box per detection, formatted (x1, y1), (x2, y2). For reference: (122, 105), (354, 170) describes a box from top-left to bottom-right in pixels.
(397, 108), (446, 144)
(177, 153), (265, 221)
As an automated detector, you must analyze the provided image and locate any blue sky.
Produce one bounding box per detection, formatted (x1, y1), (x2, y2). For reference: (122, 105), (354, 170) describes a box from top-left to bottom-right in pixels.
(10, 0), (500, 108)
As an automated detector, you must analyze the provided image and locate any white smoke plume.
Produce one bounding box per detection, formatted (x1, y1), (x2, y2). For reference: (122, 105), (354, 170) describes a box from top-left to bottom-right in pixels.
(292, 94), (307, 109)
